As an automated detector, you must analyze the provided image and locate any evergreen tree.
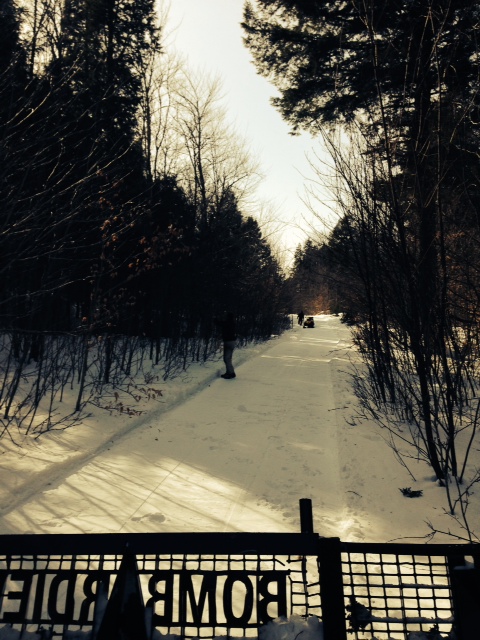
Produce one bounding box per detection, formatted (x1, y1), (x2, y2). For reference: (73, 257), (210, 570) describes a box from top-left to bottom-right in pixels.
(287, 239), (335, 314)
(243, 1), (479, 131)
(0, 0), (32, 328)
(13, 0), (161, 332)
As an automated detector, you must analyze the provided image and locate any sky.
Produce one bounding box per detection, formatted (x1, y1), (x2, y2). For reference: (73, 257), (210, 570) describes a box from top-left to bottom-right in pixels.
(160, 0), (333, 264)
(0, 315), (469, 638)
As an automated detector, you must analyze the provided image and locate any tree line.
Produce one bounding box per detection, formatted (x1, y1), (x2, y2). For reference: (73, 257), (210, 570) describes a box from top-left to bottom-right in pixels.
(0, 0), (288, 439)
(245, 0), (480, 540)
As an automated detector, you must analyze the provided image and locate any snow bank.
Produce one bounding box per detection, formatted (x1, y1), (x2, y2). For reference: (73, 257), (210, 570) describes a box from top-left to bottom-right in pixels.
(259, 615), (324, 640)
(0, 616), (324, 640)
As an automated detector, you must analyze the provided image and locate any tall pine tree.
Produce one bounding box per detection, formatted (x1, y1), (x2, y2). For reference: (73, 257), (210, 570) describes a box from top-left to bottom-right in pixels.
(22, 0), (161, 330)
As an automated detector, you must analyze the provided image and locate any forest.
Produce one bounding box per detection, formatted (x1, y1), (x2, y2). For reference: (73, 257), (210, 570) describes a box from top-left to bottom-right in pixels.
(4, 0), (480, 540)
(0, 0), (289, 439)
(253, 0), (480, 539)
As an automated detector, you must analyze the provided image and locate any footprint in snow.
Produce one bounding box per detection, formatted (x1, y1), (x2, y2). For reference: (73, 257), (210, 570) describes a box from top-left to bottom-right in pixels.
(131, 513), (166, 523)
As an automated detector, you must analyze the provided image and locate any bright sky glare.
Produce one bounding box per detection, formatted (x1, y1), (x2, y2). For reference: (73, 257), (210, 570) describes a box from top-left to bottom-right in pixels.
(161, 0), (331, 264)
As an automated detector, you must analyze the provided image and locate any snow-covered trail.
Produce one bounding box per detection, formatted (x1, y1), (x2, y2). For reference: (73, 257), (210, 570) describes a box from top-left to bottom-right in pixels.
(0, 317), (355, 536)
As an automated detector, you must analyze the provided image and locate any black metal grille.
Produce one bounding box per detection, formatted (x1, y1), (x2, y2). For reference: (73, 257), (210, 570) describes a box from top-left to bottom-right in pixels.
(341, 550), (453, 639)
(0, 552), (322, 639)
(141, 553), (321, 638)
(0, 529), (478, 639)
(0, 533), (323, 639)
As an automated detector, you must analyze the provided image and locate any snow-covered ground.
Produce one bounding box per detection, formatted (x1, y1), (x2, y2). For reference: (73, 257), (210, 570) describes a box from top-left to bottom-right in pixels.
(0, 315), (477, 542)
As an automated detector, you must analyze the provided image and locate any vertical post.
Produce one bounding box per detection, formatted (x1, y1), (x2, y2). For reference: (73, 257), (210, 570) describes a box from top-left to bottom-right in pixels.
(299, 498), (314, 533)
(96, 550), (149, 640)
(318, 537), (347, 640)
(448, 554), (480, 640)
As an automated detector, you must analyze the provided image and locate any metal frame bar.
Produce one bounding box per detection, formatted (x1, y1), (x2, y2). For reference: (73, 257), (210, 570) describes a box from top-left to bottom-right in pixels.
(0, 500), (479, 640)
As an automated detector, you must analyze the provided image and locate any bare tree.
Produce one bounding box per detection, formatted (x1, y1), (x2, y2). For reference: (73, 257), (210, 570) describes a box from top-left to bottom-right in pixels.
(154, 69), (261, 228)
(309, 122), (480, 541)
(19, 0), (63, 73)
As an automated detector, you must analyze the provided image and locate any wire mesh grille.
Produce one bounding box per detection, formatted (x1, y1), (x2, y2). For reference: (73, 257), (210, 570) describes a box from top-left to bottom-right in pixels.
(0, 552), (322, 639)
(341, 551), (454, 639)
(1, 536), (478, 640)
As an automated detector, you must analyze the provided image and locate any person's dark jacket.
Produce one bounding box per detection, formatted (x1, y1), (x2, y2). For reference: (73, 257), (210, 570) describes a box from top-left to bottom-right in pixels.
(217, 314), (236, 341)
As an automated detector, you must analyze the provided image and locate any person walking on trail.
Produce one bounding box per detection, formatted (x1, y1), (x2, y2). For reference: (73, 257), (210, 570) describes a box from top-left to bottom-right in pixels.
(297, 310), (305, 326)
(217, 312), (237, 379)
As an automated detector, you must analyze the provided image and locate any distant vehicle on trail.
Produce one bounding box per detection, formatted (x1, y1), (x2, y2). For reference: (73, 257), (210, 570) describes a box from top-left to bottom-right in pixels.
(303, 316), (315, 328)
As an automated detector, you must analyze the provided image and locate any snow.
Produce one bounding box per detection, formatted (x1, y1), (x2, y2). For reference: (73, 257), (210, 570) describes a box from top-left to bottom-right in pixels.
(0, 616), (446, 640)
(0, 314), (477, 541)
(0, 616), (327, 640)
(259, 615), (324, 640)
